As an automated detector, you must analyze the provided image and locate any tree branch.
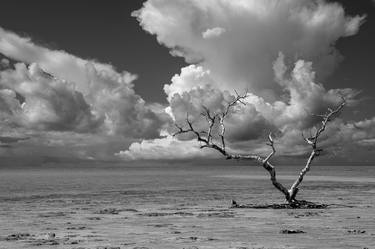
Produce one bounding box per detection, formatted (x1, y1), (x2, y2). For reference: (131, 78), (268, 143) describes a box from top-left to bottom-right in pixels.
(289, 99), (346, 199)
(263, 133), (275, 164)
(173, 92), (346, 204)
(173, 91), (291, 199)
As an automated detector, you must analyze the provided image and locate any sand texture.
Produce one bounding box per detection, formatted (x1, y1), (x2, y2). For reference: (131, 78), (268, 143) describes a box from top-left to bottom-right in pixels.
(0, 165), (374, 249)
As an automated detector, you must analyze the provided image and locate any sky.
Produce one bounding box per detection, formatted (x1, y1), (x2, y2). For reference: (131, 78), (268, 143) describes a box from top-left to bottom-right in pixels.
(0, 0), (374, 166)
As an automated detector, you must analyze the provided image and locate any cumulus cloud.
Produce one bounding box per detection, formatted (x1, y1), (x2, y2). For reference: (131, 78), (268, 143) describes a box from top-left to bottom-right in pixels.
(134, 0), (365, 100)
(121, 53), (365, 161)
(0, 27), (170, 139)
(116, 133), (218, 160)
(0, 63), (101, 132)
(167, 53), (358, 133)
(116, 0), (372, 161)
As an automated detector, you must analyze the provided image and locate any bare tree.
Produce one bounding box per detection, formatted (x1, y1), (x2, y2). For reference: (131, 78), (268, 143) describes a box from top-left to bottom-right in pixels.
(174, 92), (345, 207)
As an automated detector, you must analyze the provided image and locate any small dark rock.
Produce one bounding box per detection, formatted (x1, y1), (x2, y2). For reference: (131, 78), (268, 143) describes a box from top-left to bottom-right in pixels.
(197, 212), (235, 218)
(96, 247), (121, 249)
(280, 229), (305, 234)
(87, 217), (101, 220)
(5, 233), (31, 241)
(173, 211), (194, 216)
(97, 208), (121, 215)
(124, 208), (138, 212)
(231, 200), (239, 208)
(347, 229), (366, 234)
(30, 239), (60, 246)
(67, 226), (86, 230)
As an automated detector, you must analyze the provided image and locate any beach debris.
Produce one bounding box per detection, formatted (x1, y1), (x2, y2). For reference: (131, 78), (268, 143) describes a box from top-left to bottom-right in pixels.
(47, 232), (56, 239)
(38, 211), (66, 217)
(177, 236), (199, 242)
(67, 226), (87, 230)
(124, 208), (139, 212)
(96, 246), (121, 249)
(147, 223), (173, 228)
(177, 236), (216, 242)
(231, 200), (239, 208)
(289, 211), (322, 218)
(4, 233), (31, 241)
(87, 216), (101, 220)
(197, 211), (235, 218)
(96, 208), (121, 215)
(231, 201), (328, 209)
(31, 240), (59, 246)
(138, 211), (194, 217)
(347, 229), (366, 234)
(280, 229), (306, 234)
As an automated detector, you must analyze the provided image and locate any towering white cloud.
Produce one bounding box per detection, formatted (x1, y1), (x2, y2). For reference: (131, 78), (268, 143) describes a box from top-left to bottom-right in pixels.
(134, 0), (365, 100)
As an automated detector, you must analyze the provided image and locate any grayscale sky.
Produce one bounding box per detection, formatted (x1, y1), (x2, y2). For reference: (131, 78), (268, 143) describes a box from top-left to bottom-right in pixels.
(0, 0), (374, 166)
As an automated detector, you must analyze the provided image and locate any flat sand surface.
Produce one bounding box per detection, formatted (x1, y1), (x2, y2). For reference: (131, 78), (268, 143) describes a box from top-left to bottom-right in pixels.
(0, 165), (374, 249)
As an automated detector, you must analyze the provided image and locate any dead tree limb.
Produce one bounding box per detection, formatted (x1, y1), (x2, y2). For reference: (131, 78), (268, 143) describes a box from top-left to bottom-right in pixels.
(288, 99), (346, 200)
(174, 92), (345, 205)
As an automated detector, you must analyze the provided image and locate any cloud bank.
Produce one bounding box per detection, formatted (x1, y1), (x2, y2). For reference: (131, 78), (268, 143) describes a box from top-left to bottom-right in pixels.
(120, 0), (374, 161)
(0, 27), (171, 160)
(0, 27), (170, 139)
(0, 1), (373, 163)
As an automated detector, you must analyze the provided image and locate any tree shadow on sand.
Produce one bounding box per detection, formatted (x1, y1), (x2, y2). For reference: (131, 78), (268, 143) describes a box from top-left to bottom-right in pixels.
(230, 200), (330, 209)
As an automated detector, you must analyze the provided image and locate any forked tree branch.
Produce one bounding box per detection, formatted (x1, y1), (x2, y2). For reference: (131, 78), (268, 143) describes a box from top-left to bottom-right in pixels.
(173, 91), (291, 198)
(174, 91), (346, 204)
(289, 99), (346, 199)
(174, 91), (249, 157)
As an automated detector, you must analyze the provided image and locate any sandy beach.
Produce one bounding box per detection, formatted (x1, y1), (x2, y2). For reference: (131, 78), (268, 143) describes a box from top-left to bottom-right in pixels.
(0, 164), (374, 249)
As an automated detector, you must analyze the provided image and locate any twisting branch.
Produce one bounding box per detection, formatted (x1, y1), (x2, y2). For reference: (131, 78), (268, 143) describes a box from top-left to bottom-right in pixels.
(174, 91), (249, 157)
(219, 91), (248, 151)
(201, 106), (217, 143)
(260, 132), (291, 198)
(173, 91), (291, 198)
(263, 133), (275, 164)
(289, 99), (346, 200)
(174, 90), (345, 204)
